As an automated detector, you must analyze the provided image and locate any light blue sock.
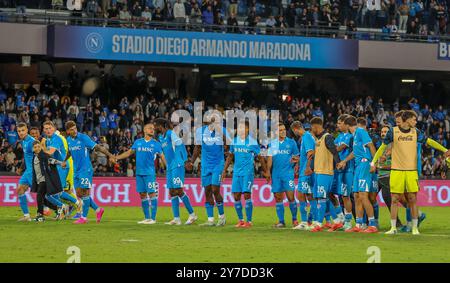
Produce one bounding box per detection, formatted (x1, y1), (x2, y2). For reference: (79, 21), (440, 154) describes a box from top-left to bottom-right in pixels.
(53, 194), (62, 202)
(310, 199), (318, 221)
(324, 202), (331, 222)
(82, 196), (90, 218)
(205, 202), (214, 218)
(317, 199), (327, 224)
(60, 191), (77, 204)
(406, 208), (412, 222)
(334, 202), (343, 216)
(289, 201), (298, 222)
(150, 197), (158, 220)
(310, 200), (317, 221)
(245, 199), (253, 222)
(300, 201), (308, 222)
(275, 202), (285, 224)
(234, 201), (243, 220)
(345, 212), (353, 223)
(141, 198), (150, 219)
(171, 196), (180, 218)
(181, 193), (194, 214)
(368, 216), (376, 227)
(373, 202), (379, 221)
(216, 202), (224, 216)
(90, 197), (99, 211)
(45, 194), (63, 207)
(356, 217), (363, 227)
(327, 199), (338, 220)
(299, 201), (307, 222)
(18, 194), (29, 215)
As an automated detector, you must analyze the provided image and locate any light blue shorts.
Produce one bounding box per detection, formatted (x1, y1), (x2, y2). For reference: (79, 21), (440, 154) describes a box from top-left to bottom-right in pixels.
(136, 175), (158, 194)
(166, 166), (185, 189)
(232, 175), (254, 193)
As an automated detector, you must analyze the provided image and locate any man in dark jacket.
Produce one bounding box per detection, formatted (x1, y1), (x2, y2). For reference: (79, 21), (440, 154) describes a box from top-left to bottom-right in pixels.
(31, 141), (67, 221)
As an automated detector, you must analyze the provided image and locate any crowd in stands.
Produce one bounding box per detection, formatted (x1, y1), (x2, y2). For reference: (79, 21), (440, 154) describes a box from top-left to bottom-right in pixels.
(1, 0), (449, 35)
(1, 67), (450, 178)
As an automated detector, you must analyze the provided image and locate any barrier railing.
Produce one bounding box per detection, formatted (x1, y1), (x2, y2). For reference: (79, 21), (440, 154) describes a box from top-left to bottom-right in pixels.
(1, 11), (449, 43)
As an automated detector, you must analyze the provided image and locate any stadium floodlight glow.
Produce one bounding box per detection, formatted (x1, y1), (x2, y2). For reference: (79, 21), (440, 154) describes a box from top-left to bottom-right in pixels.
(230, 80), (247, 84)
(262, 78), (279, 82)
(402, 79), (415, 83)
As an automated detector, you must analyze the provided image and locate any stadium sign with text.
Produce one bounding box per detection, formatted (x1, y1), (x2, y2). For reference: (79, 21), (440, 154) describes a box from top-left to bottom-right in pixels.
(1, 177), (449, 207)
(47, 25), (358, 70)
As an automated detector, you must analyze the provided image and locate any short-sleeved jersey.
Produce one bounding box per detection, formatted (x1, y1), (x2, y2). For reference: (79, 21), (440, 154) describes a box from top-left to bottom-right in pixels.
(20, 135), (35, 171)
(352, 127), (373, 166)
(67, 132), (97, 174)
(299, 131), (315, 177)
(131, 137), (162, 176)
(46, 133), (67, 162)
(158, 129), (187, 170)
(230, 136), (260, 177)
(195, 125), (229, 170)
(268, 137), (299, 177)
(99, 115), (108, 128)
(6, 130), (18, 144)
(335, 132), (354, 172)
(108, 113), (118, 129)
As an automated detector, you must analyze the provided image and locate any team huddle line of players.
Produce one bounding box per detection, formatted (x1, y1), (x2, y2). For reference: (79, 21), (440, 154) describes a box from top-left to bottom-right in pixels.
(14, 110), (450, 234)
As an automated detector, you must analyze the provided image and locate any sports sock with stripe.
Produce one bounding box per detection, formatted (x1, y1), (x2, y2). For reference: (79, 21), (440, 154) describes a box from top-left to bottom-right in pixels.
(90, 197), (99, 211)
(60, 191), (77, 204)
(299, 201), (307, 222)
(245, 199), (253, 222)
(82, 196), (90, 218)
(150, 196), (158, 220)
(205, 202), (214, 219)
(18, 194), (29, 215)
(317, 199), (327, 225)
(216, 202), (224, 217)
(180, 193), (194, 214)
(289, 201), (298, 222)
(276, 202), (285, 224)
(234, 200), (243, 221)
(171, 196), (180, 218)
(141, 198), (150, 219)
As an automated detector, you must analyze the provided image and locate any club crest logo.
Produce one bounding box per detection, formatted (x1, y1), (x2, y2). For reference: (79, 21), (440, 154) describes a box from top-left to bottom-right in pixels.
(85, 33), (103, 53)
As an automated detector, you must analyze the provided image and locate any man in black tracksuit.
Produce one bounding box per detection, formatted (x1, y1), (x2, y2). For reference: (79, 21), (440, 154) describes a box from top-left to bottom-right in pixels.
(31, 141), (65, 221)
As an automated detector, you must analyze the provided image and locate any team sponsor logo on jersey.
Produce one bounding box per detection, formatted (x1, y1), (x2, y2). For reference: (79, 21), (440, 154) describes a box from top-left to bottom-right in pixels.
(271, 149), (291, 155)
(203, 136), (222, 143)
(70, 145), (82, 151)
(137, 146), (154, 152)
(398, 135), (414, 142)
(234, 147), (251, 153)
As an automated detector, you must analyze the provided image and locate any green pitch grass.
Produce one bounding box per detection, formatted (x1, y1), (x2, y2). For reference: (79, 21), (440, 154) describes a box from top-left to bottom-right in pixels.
(1, 206), (450, 263)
